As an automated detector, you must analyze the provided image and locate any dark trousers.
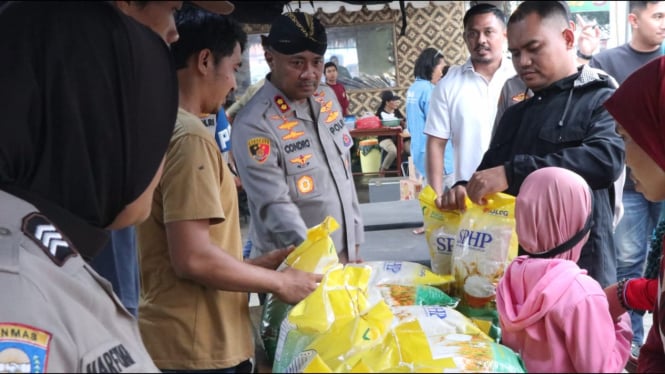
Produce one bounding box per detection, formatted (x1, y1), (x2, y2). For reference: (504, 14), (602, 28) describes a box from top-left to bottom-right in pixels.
(161, 359), (254, 374)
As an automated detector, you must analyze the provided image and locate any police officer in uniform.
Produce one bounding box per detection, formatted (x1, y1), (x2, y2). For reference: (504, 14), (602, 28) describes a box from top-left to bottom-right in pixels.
(0, 2), (178, 372)
(232, 12), (364, 263)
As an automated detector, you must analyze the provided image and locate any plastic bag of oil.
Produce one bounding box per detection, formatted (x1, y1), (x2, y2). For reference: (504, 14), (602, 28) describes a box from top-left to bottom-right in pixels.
(355, 260), (455, 288)
(260, 216), (340, 362)
(376, 284), (459, 308)
(418, 185), (463, 277)
(345, 310), (525, 373)
(274, 264), (524, 373)
(451, 193), (518, 341)
(390, 305), (491, 341)
(273, 262), (452, 372)
(452, 193), (517, 302)
(273, 264), (384, 373)
(278, 294), (524, 372)
(354, 305), (524, 373)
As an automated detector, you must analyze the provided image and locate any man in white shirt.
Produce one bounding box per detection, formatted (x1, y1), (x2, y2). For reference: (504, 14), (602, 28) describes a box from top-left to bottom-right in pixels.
(425, 3), (515, 207)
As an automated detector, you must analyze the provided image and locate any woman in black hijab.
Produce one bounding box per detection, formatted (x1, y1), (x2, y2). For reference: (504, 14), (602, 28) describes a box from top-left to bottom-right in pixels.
(0, 2), (177, 371)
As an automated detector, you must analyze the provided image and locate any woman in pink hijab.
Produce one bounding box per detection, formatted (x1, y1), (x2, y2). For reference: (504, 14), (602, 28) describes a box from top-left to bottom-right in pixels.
(604, 56), (665, 372)
(496, 167), (632, 373)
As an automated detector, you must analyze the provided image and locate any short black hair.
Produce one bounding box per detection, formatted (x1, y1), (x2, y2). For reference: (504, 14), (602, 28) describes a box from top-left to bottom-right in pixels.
(128, 1), (149, 9)
(556, 0), (574, 22)
(508, 1), (570, 27)
(324, 61), (337, 71)
(629, 1), (662, 13)
(413, 47), (444, 81)
(442, 64), (450, 77)
(463, 3), (506, 30)
(171, 3), (247, 70)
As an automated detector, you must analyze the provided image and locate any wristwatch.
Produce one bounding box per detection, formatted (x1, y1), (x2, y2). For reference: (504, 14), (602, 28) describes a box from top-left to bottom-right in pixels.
(577, 50), (593, 60)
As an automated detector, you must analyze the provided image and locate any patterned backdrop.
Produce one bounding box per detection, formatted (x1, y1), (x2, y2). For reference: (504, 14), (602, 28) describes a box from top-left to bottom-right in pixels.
(243, 1), (469, 116)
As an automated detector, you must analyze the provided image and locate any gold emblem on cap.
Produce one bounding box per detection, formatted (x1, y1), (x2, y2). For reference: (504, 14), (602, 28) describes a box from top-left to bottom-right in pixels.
(286, 13), (318, 42)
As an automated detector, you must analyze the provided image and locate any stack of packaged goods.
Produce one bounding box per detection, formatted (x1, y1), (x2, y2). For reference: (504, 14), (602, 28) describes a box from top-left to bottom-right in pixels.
(419, 186), (519, 340)
(261, 214), (525, 372)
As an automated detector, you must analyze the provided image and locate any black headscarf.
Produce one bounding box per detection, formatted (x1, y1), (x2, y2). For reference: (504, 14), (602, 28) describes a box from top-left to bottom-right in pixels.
(0, 2), (177, 243)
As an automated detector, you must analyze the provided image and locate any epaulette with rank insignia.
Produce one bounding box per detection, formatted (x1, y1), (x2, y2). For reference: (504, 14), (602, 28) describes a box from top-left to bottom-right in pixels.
(22, 213), (77, 266)
(274, 96), (290, 113)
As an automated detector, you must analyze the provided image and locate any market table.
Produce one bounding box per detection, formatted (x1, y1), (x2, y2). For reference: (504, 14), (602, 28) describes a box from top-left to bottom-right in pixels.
(359, 200), (430, 266)
(360, 199), (423, 231)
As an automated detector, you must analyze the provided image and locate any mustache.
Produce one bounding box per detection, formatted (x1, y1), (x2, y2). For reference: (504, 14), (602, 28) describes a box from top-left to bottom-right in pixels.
(474, 45), (490, 52)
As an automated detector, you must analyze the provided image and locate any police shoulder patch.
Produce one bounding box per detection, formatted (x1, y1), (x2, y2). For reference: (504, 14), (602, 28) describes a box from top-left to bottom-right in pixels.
(247, 137), (271, 164)
(22, 213), (77, 266)
(0, 323), (52, 373)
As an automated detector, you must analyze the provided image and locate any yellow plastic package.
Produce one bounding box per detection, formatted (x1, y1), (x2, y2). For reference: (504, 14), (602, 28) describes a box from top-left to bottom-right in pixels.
(419, 185), (462, 276)
(452, 193), (518, 308)
(349, 307), (525, 373)
(260, 216), (341, 362)
(449, 193), (518, 341)
(274, 265), (387, 373)
(280, 215), (341, 273)
(356, 260), (455, 288)
(342, 308), (525, 373)
(390, 305), (491, 341)
(376, 284), (459, 308)
(273, 263), (525, 373)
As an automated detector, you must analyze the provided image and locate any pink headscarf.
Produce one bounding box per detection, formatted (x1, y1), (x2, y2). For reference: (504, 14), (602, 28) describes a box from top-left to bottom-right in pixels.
(604, 56), (665, 172)
(516, 167), (593, 262)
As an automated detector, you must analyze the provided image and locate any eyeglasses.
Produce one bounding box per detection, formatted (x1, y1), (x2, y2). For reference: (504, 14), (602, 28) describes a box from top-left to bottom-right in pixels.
(433, 50), (443, 66)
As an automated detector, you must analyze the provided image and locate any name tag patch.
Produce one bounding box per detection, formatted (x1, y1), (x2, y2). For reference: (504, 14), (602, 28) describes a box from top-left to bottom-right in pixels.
(84, 344), (136, 373)
(0, 323), (52, 373)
